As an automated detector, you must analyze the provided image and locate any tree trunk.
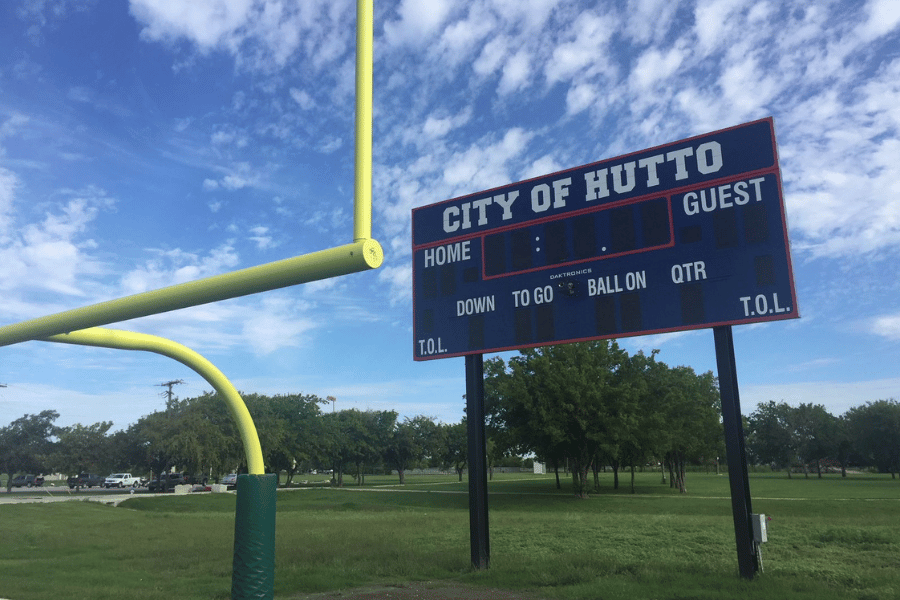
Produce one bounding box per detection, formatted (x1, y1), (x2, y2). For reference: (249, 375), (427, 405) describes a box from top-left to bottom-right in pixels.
(592, 461), (600, 492)
(816, 460), (823, 479)
(398, 468), (405, 484)
(668, 460), (675, 488)
(612, 460), (619, 490)
(457, 466), (463, 482)
(630, 464), (636, 494)
(672, 454), (687, 493)
(572, 458), (591, 499)
(554, 465), (561, 489)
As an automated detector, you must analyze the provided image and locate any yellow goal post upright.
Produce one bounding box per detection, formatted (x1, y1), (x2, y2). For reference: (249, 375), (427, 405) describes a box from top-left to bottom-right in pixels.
(0, 0), (381, 349)
(0, 1), (379, 598)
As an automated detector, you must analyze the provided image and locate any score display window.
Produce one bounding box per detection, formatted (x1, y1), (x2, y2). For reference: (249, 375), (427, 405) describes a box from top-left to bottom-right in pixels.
(483, 196), (673, 278)
(412, 118), (799, 361)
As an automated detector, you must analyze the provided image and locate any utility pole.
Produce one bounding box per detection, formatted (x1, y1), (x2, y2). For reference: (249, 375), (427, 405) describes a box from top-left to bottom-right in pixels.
(157, 379), (185, 405)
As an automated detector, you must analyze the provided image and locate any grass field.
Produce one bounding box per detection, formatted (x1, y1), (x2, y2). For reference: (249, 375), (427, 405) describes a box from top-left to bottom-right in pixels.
(1, 471), (897, 599)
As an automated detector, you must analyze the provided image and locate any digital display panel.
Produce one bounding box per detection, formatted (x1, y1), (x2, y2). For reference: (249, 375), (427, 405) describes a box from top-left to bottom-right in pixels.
(412, 118), (798, 360)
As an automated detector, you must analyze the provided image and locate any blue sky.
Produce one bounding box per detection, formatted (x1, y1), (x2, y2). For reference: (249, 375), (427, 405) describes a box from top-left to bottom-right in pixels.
(0, 0), (898, 432)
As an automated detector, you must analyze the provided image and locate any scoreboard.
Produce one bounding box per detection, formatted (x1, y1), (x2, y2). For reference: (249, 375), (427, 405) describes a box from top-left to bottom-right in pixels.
(412, 118), (798, 360)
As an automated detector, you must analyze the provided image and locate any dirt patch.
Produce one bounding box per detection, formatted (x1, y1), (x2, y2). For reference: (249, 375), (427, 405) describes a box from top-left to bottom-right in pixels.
(286, 581), (552, 599)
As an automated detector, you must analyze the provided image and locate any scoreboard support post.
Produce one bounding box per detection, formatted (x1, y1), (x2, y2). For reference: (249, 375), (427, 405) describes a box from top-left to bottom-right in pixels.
(714, 325), (760, 579)
(465, 353), (491, 569)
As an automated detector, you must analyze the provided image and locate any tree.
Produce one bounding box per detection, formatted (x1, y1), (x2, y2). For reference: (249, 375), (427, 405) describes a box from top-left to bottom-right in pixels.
(747, 401), (796, 475)
(257, 393), (324, 484)
(486, 341), (632, 498)
(316, 409), (387, 487)
(0, 410), (59, 491)
(748, 401), (841, 478)
(792, 403), (840, 478)
(350, 410), (397, 485)
(437, 421), (468, 481)
(383, 415), (438, 484)
(52, 421), (113, 475)
(845, 399), (900, 477)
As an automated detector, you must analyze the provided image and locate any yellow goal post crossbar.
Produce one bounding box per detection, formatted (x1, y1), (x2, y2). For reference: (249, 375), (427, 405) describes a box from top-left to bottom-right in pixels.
(0, 0), (379, 349)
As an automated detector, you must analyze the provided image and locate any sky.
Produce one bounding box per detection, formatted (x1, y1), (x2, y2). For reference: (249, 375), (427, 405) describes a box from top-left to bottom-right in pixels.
(0, 0), (898, 434)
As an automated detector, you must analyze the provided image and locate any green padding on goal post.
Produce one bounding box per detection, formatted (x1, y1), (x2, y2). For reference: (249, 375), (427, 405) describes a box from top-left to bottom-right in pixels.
(232, 473), (277, 599)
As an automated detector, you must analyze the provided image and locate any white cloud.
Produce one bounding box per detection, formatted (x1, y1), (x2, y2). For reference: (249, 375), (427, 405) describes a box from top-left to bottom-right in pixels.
(473, 35), (509, 77)
(869, 313), (900, 340)
(415, 108), (472, 144)
(497, 49), (532, 96)
(0, 190), (112, 299)
(860, 0), (900, 41)
(0, 113), (29, 141)
(522, 154), (564, 180)
(248, 226), (275, 250)
(211, 126), (248, 148)
(118, 244), (240, 295)
(203, 162), (258, 191)
(289, 87), (315, 110)
(545, 10), (616, 84)
(441, 128), (535, 193)
(378, 264), (411, 306)
(129, 0), (254, 51)
(565, 82), (599, 115)
(624, 0), (678, 45)
(0, 167), (17, 233)
(383, 0), (455, 47)
(630, 46), (685, 92)
(435, 4), (496, 67)
(240, 294), (318, 355)
(318, 136), (342, 154)
(692, 0), (746, 55)
(129, 0), (354, 73)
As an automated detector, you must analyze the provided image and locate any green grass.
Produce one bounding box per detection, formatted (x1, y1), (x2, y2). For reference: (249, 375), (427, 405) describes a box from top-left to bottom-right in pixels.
(0, 472), (897, 599)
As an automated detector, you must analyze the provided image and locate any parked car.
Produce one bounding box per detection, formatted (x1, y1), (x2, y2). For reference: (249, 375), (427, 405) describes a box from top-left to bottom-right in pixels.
(104, 473), (142, 488)
(147, 472), (190, 492)
(11, 474), (44, 487)
(67, 473), (105, 489)
(220, 473), (238, 486)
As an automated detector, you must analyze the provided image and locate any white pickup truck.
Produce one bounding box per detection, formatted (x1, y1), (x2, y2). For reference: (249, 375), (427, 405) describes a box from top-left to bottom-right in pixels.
(104, 473), (142, 488)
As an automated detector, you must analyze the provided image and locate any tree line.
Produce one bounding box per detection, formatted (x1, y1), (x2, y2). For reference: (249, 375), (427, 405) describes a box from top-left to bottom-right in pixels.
(2, 341), (898, 493)
(746, 398), (900, 478)
(484, 341), (723, 497)
(0, 392), (484, 491)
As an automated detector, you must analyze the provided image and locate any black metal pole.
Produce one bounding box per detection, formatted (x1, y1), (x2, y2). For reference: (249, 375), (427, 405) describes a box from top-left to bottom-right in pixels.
(713, 326), (759, 579)
(465, 353), (490, 569)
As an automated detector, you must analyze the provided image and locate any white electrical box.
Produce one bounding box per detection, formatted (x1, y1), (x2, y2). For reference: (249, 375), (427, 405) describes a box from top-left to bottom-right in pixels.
(751, 513), (768, 543)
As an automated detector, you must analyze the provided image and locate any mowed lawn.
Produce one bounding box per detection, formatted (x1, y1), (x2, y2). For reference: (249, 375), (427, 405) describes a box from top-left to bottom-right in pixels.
(0, 471), (897, 599)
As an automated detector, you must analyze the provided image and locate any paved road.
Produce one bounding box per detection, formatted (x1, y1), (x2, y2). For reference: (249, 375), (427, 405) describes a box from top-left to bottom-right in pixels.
(0, 486), (216, 506)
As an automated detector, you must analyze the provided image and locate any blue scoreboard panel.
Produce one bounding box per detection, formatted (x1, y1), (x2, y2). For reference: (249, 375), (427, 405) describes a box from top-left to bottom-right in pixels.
(412, 118), (798, 360)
